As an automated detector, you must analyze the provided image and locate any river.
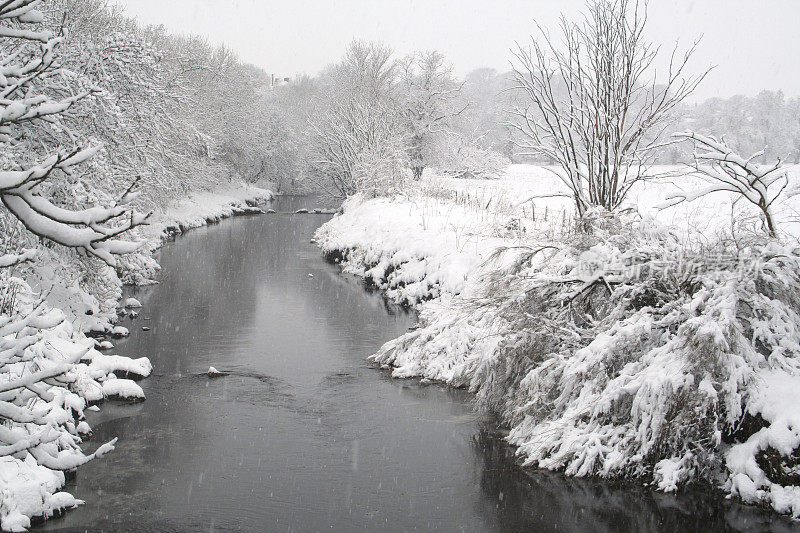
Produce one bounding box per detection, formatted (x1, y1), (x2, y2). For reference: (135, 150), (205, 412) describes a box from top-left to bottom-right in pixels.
(38, 196), (796, 532)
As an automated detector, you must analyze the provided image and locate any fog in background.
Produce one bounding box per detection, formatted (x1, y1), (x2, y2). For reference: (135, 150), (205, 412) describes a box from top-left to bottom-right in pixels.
(112, 0), (800, 102)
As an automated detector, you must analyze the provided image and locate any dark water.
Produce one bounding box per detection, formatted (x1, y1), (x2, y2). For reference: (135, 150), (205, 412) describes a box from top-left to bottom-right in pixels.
(38, 196), (797, 532)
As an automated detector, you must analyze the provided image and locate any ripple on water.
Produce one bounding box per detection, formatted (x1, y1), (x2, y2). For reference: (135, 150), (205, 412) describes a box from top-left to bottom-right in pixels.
(37, 198), (799, 533)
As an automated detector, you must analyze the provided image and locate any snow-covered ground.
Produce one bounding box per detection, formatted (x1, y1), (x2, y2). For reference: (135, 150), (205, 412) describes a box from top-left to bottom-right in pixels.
(318, 164), (800, 306)
(315, 164), (800, 517)
(1, 181), (272, 531)
(143, 183), (273, 240)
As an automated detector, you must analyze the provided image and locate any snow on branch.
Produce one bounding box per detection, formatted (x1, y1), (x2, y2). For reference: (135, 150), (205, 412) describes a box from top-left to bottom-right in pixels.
(0, 3), (151, 267)
(663, 130), (787, 238)
(0, 248), (36, 268)
(0, 149), (152, 266)
(509, 0), (709, 214)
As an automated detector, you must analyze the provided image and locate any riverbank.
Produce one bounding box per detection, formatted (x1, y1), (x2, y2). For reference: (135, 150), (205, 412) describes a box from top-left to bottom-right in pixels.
(116, 183), (274, 286)
(315, 164), (800, 518)
(0, 181), (273, 532)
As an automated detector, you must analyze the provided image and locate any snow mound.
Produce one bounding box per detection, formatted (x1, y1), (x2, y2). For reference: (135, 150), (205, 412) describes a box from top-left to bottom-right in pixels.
(123, 297), (142, 308)
(102, 378), (145, 401)
(727, 370), (800, 516)
(207, 366), (228, 377)
(83, 350), (152, 379)
(369, 223), (800, 508)
(0, 456), (82, 532)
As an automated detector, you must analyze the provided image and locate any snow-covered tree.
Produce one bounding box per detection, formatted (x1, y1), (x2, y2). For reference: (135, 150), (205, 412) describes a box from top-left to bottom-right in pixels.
(398, 51), (465, 180)
(0, 0), (149, 268)
(310, 92), (406, 196)
(664, 131), (788, 238)
(308, 41), (407, 196)
(510, 0), (708, 214)
(0, 3), (153, 528)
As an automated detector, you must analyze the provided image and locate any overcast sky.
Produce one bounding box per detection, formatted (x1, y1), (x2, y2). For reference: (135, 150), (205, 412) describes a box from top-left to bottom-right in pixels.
(111, 0), (800, 102)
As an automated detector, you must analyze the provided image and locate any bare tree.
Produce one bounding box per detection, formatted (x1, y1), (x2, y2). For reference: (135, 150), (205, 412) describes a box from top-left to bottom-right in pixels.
(510, 0), (709, 214)
(663, 131), (787, 238)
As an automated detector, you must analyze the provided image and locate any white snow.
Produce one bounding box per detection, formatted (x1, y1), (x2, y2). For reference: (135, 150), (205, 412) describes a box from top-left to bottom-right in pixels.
(123, 297), (142, 308)
(315, 163), (800, 516)
(102, 378), (145, 401)
(0, 456), (82, 532)
(84, 350), (152, 379)
(0, 313), (122, 530)
(727, 370), (800, 516)
(144, 184), (272, 240)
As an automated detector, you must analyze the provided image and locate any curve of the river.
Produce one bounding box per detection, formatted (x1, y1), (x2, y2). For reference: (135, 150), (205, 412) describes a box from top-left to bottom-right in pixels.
(38, 196), (797, 532)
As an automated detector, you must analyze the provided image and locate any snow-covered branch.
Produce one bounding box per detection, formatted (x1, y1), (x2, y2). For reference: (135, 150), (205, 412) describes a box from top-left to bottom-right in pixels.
(510, 0), (709, 214)
(0, 2), (150, 267)
(664, 130), (787, 238)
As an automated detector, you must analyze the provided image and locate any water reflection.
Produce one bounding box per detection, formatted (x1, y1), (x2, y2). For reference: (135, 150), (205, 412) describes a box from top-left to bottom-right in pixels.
(35, 196), (798, 532)
(474, 426), (797, 532)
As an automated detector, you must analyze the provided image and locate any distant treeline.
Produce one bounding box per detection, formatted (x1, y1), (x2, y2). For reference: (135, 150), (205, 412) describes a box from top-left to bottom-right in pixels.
(675, 91), (800, 164)
(445, 68), (800, 166)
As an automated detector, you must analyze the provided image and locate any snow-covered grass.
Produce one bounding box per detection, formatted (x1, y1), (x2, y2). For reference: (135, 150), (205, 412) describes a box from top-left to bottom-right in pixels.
(1, 181), (272, 531)
(315, 163), (800, 517)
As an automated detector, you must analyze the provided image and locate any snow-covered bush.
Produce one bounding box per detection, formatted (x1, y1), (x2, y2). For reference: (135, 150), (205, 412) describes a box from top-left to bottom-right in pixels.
(370, 210), (800, 515)
(433, 135), (510, 179)
(0, 282), (117, 531)
(0, 276), (154, 530)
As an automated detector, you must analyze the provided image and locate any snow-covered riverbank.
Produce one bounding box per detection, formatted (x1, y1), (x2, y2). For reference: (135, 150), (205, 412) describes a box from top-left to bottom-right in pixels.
(0, 182), (272, 532)
(315, 164), (800, 517)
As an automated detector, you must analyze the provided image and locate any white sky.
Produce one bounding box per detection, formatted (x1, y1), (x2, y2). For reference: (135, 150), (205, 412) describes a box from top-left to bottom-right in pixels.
(111, 0), (800, 101)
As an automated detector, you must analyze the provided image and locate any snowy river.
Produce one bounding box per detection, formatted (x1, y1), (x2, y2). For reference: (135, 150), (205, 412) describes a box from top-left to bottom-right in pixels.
(38, 197), (794, 532)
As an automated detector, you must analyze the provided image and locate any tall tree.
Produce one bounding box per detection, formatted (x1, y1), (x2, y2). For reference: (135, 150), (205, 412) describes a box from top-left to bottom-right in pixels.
(309, 40), (406, 196)
(398, 51), (464, 180)
(510, 0), (708, 214)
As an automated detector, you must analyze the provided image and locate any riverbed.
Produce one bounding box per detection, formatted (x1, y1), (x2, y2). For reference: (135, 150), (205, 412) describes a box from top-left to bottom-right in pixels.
(38, 197), (796, 532)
